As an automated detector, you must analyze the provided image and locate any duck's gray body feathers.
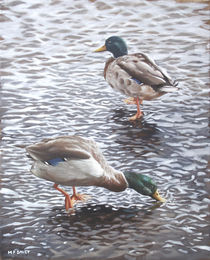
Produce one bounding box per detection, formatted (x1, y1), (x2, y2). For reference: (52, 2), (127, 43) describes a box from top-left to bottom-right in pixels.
(104, 53), (178, 100)
(26, 136), (128, 192)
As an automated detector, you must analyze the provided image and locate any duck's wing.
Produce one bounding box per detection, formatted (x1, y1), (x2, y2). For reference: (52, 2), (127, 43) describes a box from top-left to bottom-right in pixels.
(117, 53), (176, 88)
(26, 136), (91, 163)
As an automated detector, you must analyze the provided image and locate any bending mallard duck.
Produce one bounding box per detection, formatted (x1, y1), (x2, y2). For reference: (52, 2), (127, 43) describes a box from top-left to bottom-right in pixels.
(95, 36), (178, 120)
(26, 135), (165, 211)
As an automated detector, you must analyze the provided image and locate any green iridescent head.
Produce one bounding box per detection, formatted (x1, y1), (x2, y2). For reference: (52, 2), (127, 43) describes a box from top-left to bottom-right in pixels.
(95, 36), (128, 58)
(124, 172), (166, 202)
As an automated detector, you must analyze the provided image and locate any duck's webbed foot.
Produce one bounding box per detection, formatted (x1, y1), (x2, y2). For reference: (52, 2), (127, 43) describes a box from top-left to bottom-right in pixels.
(129, 97), (143, 121)
(71, 186), (91, 203)
(129, 112), (143, 121)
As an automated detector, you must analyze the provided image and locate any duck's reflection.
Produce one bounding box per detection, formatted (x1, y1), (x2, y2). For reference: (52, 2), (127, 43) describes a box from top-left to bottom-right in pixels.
(44, 202), (163, 256)
(108, 108), (161, 150)
(47, 202), (162, 227)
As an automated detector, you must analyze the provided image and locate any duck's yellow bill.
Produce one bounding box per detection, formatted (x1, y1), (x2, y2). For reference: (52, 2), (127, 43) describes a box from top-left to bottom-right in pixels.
(94, 45), (107, 52)
(152, 190), (166, 202)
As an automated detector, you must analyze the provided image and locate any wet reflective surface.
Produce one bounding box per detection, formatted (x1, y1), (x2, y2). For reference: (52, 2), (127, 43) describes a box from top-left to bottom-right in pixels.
(1, 0), (209, 259)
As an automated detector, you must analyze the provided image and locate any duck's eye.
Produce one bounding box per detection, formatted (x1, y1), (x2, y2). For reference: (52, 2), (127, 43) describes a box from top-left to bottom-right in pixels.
(107, 40), (112, 44)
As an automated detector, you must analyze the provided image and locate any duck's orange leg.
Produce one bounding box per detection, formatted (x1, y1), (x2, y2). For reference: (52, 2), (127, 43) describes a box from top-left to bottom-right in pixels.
(129, 97), (143, 121)
(71, 186), (91, 202)
(53, 183), (75, 211)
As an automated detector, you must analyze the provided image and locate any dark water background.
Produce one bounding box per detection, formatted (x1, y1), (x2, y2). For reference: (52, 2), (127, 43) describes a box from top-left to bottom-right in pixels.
(0, 0), (209, 259)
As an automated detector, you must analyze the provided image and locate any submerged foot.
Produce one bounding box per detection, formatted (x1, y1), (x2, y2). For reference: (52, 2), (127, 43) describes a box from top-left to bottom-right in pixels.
(64, 194), (75, 211)
(129, 112), (143, 121)
(124, 97), (144, 120)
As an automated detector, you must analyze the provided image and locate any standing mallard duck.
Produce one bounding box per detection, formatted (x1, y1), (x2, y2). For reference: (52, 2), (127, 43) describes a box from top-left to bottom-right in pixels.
(26, 135), (165, 211)
(95, 36), (178, 120)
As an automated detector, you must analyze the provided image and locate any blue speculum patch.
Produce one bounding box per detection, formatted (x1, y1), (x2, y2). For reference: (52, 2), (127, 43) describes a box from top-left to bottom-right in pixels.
(132, 77), (142, 84)
(47, 158), (64, 166)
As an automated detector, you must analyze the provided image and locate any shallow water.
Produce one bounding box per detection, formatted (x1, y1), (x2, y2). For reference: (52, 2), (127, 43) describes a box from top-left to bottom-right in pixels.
(0, 0), (209, 259)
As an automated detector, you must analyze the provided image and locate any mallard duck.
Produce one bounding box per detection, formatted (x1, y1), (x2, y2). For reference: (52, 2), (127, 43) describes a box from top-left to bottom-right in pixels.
(95, 36), (178, 120)
(26, 135), (165, 211)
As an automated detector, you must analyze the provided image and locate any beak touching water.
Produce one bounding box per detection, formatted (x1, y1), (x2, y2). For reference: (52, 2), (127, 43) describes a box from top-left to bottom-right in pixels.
(152, 190), (166, 202)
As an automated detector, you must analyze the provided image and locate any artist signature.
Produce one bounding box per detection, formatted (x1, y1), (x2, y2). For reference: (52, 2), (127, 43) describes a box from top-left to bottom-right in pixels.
(8, 249), (30, 255)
